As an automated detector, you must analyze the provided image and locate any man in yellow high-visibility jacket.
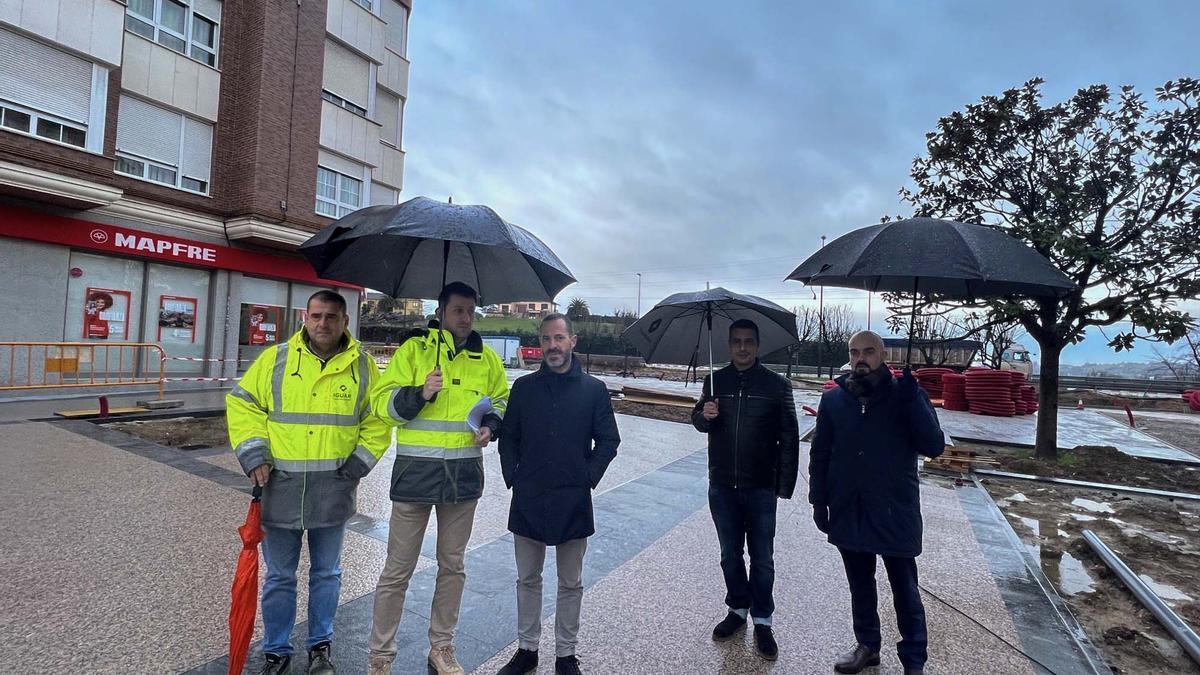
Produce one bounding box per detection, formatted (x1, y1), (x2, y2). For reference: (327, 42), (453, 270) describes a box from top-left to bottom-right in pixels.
(227, 290), (391, 675)
(367, 281), (509, 675)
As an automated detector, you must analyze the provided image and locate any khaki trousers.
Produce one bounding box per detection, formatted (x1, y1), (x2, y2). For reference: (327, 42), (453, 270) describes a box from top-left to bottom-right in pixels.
(368, 499), (478, 655)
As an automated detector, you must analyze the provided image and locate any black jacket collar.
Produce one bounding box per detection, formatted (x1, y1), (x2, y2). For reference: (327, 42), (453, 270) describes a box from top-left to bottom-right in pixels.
(719, 359), (765, 377)
(835, 364), (895, 401)
(536, 355), (582, 380)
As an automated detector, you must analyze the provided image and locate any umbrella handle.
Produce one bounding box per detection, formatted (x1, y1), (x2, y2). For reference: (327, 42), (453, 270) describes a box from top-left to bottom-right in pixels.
(252, 484), (262, 501)
(707, 304), (715, 397)
(436, 239), (450, 369)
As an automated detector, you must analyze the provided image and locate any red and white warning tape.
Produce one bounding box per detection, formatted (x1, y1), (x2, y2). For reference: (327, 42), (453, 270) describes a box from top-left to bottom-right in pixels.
(165, 356), (251, 363)
(163, 376), (241, 382)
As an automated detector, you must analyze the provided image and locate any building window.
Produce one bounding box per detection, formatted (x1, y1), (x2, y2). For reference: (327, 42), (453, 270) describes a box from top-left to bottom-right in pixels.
(190, 14), (218, 66)
(115, 95), (213, 194)
(0, 100), (86, 148)
(350, 0), (373, 9)
(125, 0), (221, 68)
(116, 151), (209, 194)
(316, 166), (362, 218)
(321, 90), (368, 117)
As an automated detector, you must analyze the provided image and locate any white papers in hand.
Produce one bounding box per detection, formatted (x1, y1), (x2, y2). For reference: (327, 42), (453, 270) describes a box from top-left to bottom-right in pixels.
(467, 396), (494, 432)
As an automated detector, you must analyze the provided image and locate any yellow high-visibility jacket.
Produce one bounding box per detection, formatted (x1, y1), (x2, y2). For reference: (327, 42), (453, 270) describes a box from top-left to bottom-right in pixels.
(372, 326), (509, 504)
(227, 329), (391, 529)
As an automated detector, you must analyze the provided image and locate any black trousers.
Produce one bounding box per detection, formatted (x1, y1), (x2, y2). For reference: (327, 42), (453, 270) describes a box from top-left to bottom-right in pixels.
(838, 548), (928, 669)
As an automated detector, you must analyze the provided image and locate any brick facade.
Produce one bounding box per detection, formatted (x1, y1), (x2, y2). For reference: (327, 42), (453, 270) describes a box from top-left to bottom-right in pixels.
(0, 0), (394, 231)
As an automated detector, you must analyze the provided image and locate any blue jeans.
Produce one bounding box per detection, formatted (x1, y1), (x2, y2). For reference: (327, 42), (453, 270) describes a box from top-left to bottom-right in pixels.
(261, 525), (347, 656)
(708, 483), (777, 623)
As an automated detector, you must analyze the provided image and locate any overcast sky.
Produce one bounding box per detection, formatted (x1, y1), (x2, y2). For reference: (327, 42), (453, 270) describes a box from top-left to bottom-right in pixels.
(400, 0), (1199, 365)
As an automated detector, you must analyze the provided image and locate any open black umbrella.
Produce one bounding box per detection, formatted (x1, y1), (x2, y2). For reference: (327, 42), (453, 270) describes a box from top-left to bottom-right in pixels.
(299, 196), (575, 304)
(786, 217), (1075, 363)
(622, 288), (800, 391)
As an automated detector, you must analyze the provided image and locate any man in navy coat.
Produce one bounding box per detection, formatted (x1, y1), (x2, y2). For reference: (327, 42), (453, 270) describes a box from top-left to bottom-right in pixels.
(809, 330), (945, 675)
(497, 313), (620, 675)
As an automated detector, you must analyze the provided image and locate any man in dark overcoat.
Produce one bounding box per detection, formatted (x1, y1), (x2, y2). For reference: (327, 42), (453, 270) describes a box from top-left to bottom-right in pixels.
(497, 313), (620, 675)
(809, 330), (945, 675)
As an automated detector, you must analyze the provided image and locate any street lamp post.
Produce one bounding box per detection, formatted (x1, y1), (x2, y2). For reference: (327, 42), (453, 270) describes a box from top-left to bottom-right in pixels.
(636, 272), (642, 317)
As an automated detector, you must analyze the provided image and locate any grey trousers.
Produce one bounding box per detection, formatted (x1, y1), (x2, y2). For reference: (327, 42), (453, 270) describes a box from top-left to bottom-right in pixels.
(515, 534), (588, 658)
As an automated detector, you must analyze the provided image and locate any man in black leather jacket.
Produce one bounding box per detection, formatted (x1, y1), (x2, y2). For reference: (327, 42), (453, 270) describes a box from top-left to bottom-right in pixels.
(691, 319), (800, 660)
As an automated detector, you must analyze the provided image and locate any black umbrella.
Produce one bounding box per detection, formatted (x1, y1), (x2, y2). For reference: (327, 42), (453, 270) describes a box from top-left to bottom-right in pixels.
(299, 196), (575, 304)
(786, 217), (1075, 363)
(622, 288), (800, 392)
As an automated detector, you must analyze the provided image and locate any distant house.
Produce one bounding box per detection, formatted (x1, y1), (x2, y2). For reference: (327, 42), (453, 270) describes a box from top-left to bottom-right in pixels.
(362, 292), (424, 317)
(494, 301), (557, 318)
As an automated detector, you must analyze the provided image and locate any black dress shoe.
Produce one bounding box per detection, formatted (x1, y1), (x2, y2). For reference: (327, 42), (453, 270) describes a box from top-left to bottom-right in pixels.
(711, 612), (747, 641)
(753, 625), (778, 660)
(555, 655), (584, 675)
(834, 644), (880, 674)
(497, 648), (538, 675)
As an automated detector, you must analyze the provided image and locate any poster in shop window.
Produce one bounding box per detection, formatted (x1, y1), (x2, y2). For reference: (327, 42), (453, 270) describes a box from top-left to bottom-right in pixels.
(239, 303), (284, 346)
(82, 288), (131, 340)
(158, 295), (198, 343)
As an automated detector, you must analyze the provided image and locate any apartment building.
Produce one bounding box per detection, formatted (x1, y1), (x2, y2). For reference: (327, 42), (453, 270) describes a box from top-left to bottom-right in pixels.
(0, 0), (410, 384)
(491, 301), (558, 318)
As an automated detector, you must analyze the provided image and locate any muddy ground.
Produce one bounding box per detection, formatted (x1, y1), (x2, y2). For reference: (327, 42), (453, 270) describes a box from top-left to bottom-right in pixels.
(956, 442), (1200, 494)
(983, 476), (1200, 674)
(611, 399), (695, 424)
(106, 416), (229, 449)
(1063, 388), (1195, 414)
(1096, 410), (1200, 458)
(107, 403), (696, 449)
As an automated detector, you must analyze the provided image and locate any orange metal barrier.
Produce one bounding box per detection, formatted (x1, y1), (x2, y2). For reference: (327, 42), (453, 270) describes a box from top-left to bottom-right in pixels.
(0, 342), (165, 399)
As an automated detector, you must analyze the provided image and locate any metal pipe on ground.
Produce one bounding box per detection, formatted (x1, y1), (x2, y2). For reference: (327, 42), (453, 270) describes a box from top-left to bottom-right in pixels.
(1082, 529), (1200, 666)
(975, 469), (1200, 502)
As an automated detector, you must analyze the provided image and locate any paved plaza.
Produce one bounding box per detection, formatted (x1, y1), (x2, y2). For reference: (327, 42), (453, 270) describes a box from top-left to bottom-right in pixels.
(0, 394), (1111, 675)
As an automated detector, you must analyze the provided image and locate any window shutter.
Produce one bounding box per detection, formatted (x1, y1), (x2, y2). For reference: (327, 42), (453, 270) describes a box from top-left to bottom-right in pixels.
(375, 89), (399, 145)
(193, 0), (223, 21)
(181, 117), (213, 181)
(116, 95), (182, 165)
(0, 29), (93, 123)
(382, 0), (408, 55)
(322, 40), (370, 108)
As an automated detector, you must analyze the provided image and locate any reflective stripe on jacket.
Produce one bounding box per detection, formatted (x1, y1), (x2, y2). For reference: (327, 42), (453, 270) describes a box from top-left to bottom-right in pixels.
(372, 327), (509, 504)
(226, 330), (392, 529)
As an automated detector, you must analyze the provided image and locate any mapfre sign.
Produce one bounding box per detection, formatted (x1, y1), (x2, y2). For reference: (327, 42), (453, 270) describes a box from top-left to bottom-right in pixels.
(109, 230), (218, 262)
(0, 204), (355, 288)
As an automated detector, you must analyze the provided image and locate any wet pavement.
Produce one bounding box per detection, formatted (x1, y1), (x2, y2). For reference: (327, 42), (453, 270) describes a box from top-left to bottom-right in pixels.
(0, 393), (1115, 675)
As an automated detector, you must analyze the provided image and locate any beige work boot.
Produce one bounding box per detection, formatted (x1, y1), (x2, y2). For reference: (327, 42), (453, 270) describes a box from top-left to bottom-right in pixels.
(427, 644), (465, 675)
(366, 654), (393, 675)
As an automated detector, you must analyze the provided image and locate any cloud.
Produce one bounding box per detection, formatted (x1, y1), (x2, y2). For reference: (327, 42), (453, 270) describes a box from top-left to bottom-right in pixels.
(398, 0), (1199, 363)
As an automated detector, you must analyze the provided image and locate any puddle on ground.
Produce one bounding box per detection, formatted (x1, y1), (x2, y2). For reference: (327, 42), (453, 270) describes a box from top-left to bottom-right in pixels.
(1049, 552), (1097, 596)
(1120, 524), (1185, 545)
(1014, 518), (1098, 597)
(1072, 498), (1116, 513)
(1137, 574), (1193, 602)
(1008, 493), (1029, 502)
(1071, 513), (1098, 522)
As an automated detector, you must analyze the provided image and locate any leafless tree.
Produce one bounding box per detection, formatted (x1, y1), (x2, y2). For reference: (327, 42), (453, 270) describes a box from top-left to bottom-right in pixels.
(795, 306), (820, 343)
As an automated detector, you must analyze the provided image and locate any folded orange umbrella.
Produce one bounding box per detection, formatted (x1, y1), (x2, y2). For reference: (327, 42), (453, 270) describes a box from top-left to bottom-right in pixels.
(228, 485), (263, 675)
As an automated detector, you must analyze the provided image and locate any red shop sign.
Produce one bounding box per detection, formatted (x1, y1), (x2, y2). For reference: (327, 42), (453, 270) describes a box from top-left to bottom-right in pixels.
(0, 204), (358, 289)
